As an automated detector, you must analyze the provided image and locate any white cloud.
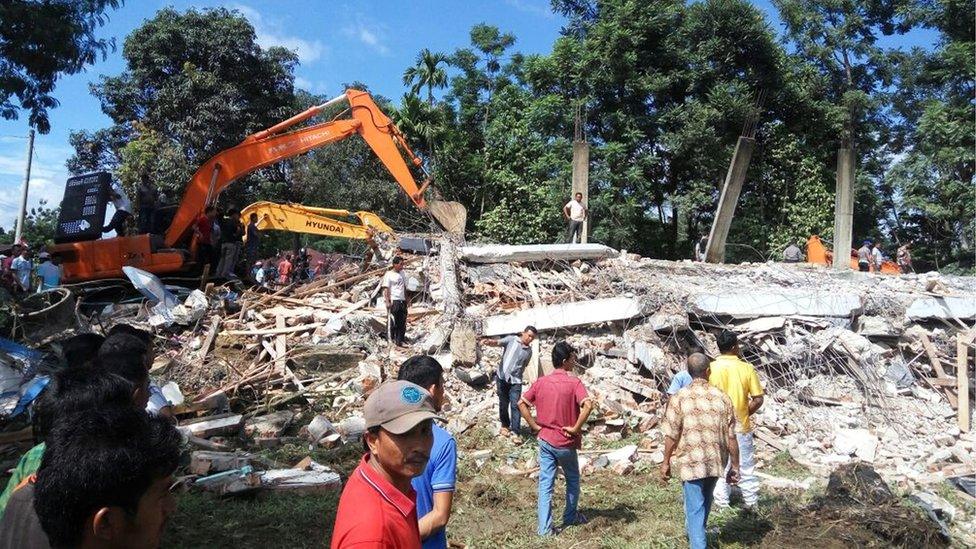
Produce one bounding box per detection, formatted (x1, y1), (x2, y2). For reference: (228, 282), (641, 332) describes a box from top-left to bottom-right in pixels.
(342, 18), (390, 55)
(504, 0), (554, 18)
(0, 136), (72, 234)
(231, 4), (326, 64)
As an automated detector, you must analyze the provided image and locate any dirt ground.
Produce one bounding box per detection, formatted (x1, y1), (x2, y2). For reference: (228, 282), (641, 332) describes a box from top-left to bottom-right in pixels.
(160, 427), (952, 548)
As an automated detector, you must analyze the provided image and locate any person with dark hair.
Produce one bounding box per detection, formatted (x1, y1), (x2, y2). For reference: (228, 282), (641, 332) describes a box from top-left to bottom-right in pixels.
(99, 329), (173, 420)
(857, 240), (872, 272)
(216, 208), (243, 279)
(193, 206), (219, 270)
(709, 330), (763, 509)
(244, 213), (261, 280)
(24, 406), (180, 549)
(278, 253), (293, 286)
(0, 367), (136, 521)
(694, 236), (708, 262)
(563, 192), (588, 244)
(331, 381), (441, 548)
(102, 181), (133, 236)
(98, 353), (152, 410)
(136, 175), (159, 234)
(383, 257), (409, 347)
(397, 356), (457, 549)
(59, 333), (106, 369)
(482, 326), (537, 438)
(518, 341), (594, 536)
(661, 353), (740, 549)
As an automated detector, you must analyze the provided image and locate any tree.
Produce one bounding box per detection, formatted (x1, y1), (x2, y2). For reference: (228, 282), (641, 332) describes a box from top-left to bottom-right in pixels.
(0, 201), (60, 248)
(66, 7), (298, 208)
(0, 0), (123, 133)
(402, 49), (449, 105)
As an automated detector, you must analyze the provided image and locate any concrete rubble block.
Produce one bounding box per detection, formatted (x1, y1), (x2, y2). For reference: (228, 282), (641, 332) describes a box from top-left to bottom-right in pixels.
(455, 367), (489, 387)
(260, 461), (342, 494)
(614, 377), (659, 401)
(646, 311), (690, 332)
(603, 444), (638, 467)
(460, 243), (618, 264)
(483, 297), (650, 336)
(857, 315), (902, 338)
(179, 413), (244, 439)
(906, 296), (976, 322)
(833, 428), (879, 462)
(690, 292), (863, 318)
(734, 317), (786, 334)
(628, 341), (666, 374)
(303, 415), (335, 443)
(338, 416), (366, 442)
(189, 451), (255, 476)
(243, 411), (295, 439)
(449, 320), (478, 367)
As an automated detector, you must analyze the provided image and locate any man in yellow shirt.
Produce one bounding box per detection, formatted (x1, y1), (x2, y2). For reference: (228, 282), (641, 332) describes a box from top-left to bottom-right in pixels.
(709, 330), (764, 508)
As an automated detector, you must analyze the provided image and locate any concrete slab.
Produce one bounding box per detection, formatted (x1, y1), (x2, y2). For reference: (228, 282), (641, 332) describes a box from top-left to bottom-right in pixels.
(483, 297), (648, 336)
(690, 292), (862, 318)
(460, 243), (617, 264)
(906, 296), (976, 322)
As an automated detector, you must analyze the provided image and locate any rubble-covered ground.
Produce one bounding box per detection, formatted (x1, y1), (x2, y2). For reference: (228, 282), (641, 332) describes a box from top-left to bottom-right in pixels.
(2, 242), (973, 547)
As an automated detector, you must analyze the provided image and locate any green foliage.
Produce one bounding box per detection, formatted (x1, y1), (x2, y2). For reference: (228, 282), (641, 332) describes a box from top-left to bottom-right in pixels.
(0, 0), (123, 133)
(0, 200), (60, 248)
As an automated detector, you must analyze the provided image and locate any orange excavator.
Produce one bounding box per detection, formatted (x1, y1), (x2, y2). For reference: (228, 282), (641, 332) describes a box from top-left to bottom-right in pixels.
(50, 89), (465, 282)
(806, 235), (900, 274)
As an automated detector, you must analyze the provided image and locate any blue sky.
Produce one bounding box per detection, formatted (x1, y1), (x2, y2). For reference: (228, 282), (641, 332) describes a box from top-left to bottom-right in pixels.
(0, 0), (938, 230)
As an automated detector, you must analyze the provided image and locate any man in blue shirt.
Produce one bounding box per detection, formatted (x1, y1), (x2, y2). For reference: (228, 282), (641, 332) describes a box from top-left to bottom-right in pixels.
(398, 355), (457, 549)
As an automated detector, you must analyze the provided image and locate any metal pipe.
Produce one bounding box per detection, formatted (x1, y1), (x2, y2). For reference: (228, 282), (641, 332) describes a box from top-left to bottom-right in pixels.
(14, 129), (35, 245)
(250, 93), (348, 141)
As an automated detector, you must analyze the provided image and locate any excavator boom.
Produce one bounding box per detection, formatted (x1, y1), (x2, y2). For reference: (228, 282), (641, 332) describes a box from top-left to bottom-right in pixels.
(240, 201), (393, 240)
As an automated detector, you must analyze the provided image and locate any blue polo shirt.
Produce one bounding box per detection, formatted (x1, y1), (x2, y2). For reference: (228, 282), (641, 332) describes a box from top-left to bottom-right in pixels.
(411, 423), (457, 549)
(667, 370), (693, 395)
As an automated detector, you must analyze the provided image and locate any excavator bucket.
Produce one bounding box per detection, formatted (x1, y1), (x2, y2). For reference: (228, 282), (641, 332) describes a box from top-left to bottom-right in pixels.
(428, 200), (467, 235)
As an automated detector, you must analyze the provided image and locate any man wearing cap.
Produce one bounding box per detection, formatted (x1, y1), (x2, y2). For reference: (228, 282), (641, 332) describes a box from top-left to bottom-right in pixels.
(331, 380), (441, 549)
(35, 253), (61, 291)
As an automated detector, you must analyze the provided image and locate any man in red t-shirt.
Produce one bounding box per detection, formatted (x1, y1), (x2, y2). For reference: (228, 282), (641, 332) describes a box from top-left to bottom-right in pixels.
(277, 254), (293, 285)
(193, 206), (218, 271)
(331, 380), (442, 548)
(518, 341), (594, 536)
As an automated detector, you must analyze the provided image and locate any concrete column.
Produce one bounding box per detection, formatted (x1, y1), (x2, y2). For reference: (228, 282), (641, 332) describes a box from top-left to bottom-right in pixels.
(571, 141), (590, 243)
(832, 148), (855, 270)
(705, 136), (755, 263)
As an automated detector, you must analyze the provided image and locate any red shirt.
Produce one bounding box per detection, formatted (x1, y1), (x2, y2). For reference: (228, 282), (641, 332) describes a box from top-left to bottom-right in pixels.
(331, 454), (421, 549)
(195, 215), (212, 243)
(522, 369), (589, 449)
(278, 259), (292, 281)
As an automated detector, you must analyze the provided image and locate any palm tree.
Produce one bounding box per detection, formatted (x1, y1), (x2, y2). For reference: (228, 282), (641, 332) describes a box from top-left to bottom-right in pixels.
(402, 49), (448, 105)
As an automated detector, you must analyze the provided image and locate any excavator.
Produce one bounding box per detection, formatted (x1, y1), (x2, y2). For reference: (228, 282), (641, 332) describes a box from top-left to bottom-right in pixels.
(239, 201), (394, 240)
(50, 89), (466, 282)
(806, 235), (900, 274)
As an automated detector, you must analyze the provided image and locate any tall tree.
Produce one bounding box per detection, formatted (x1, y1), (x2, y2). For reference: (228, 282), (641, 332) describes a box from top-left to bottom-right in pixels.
(66, 7), (298, 206)
(402, 48), (449, 105)
(0, 0), (123, 132)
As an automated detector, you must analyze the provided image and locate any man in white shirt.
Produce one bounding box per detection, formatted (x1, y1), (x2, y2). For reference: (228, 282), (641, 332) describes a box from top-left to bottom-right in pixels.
(102, 181), (134, 236)
(382, 256), (409, 347)
(563, 192), (588, 244)
(10, 249), (32, 292)
(871, 242), (884, 272)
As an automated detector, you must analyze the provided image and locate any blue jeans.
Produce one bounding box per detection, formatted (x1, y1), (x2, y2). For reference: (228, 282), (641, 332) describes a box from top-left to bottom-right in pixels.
(537, 439), (581, 536)
(683, 477), (718, 549)
(496, 377), (522, 434)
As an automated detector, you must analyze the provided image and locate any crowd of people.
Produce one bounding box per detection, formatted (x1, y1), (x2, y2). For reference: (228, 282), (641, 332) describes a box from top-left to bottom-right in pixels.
(0, 245), (62, 295)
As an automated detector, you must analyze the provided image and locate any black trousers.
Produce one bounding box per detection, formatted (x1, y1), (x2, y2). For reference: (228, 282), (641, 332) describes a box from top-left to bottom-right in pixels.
(566, 220), (583, 243)
(389, 300), (408, 345)
(197, 244), (217, 272)
(858, 262), (870, 272)
(102, 210), (132, 236)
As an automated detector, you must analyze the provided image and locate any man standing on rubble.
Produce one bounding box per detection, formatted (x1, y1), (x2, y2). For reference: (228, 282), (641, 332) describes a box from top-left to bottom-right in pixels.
(709, 330), (763, 509)
(383, 257), (409, 347)
(518, 341), (594, 536)
(897, 242), (913, 274)
(661, 353), (740, 549)
(782, 241), (804, 263)
(871, 241), (884, 272)
(398, 355), (457, 549)
(857, 240), (872, 272)
(563, 192), (587, 244)
(331, 380), (440, 548)
(482, 326), (537, 438)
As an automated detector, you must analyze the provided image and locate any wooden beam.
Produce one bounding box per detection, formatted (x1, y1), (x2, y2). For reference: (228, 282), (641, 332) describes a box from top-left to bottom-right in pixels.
(959, 334), (970, 432)
(921, 334), (957, 408)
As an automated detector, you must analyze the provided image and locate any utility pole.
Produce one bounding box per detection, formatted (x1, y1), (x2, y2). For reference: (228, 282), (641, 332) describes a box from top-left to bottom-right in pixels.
(571, 103), (590, 243)
(14, 129), (35, 245)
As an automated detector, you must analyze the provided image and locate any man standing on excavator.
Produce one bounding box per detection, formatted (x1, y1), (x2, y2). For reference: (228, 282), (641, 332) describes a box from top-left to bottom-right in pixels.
(102, 181), (133, 236)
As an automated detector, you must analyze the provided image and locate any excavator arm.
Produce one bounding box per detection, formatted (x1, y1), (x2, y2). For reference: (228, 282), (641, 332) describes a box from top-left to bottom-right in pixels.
(165, 88), (459, 248)
(240, 201), (393, 240)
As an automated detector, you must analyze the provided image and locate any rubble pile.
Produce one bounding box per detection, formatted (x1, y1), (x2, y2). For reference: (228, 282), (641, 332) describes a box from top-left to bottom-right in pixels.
(0, 241), (972, 523)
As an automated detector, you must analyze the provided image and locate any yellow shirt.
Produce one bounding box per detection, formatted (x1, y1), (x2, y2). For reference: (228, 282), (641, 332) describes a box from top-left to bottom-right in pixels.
(709, 354), (764, 433)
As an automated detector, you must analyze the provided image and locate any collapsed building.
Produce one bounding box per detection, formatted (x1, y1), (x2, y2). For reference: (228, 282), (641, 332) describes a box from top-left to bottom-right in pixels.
(0, 240), (972, 539)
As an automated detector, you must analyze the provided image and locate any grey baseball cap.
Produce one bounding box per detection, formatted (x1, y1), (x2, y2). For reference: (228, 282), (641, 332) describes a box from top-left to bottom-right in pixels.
(364, 380), (443, 435)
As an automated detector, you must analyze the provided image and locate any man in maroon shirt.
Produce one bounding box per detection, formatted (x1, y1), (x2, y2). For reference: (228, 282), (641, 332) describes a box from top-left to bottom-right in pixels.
(518, 341), (594, 536)
(331, 380), (442, 548)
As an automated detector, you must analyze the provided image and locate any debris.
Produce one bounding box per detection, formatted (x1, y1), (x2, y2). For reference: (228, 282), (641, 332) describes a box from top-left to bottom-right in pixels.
(482, 297), (649, 336)
(906, 296), (975, 322)
(460, 243), (617, 264)
(179, 413), (244, 438)
(691, 292), (863, 318)
(833, 428), (879, 462)
(454, 367), (489, 387)
(260, 461), (342, 493)
(243, 411), (295, 438)
(303, 415), (335, 443)
(189, 451), (255, 476)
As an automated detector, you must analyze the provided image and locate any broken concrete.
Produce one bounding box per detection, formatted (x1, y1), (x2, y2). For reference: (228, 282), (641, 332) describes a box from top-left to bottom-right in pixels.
(460, 243), (617, 264)
(906, 296), (976, 322)
(179, 414), (244, 439)
(243, 411), (294, 438)
(483, 297), (648, 336)
(691, 292), (863, 318)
